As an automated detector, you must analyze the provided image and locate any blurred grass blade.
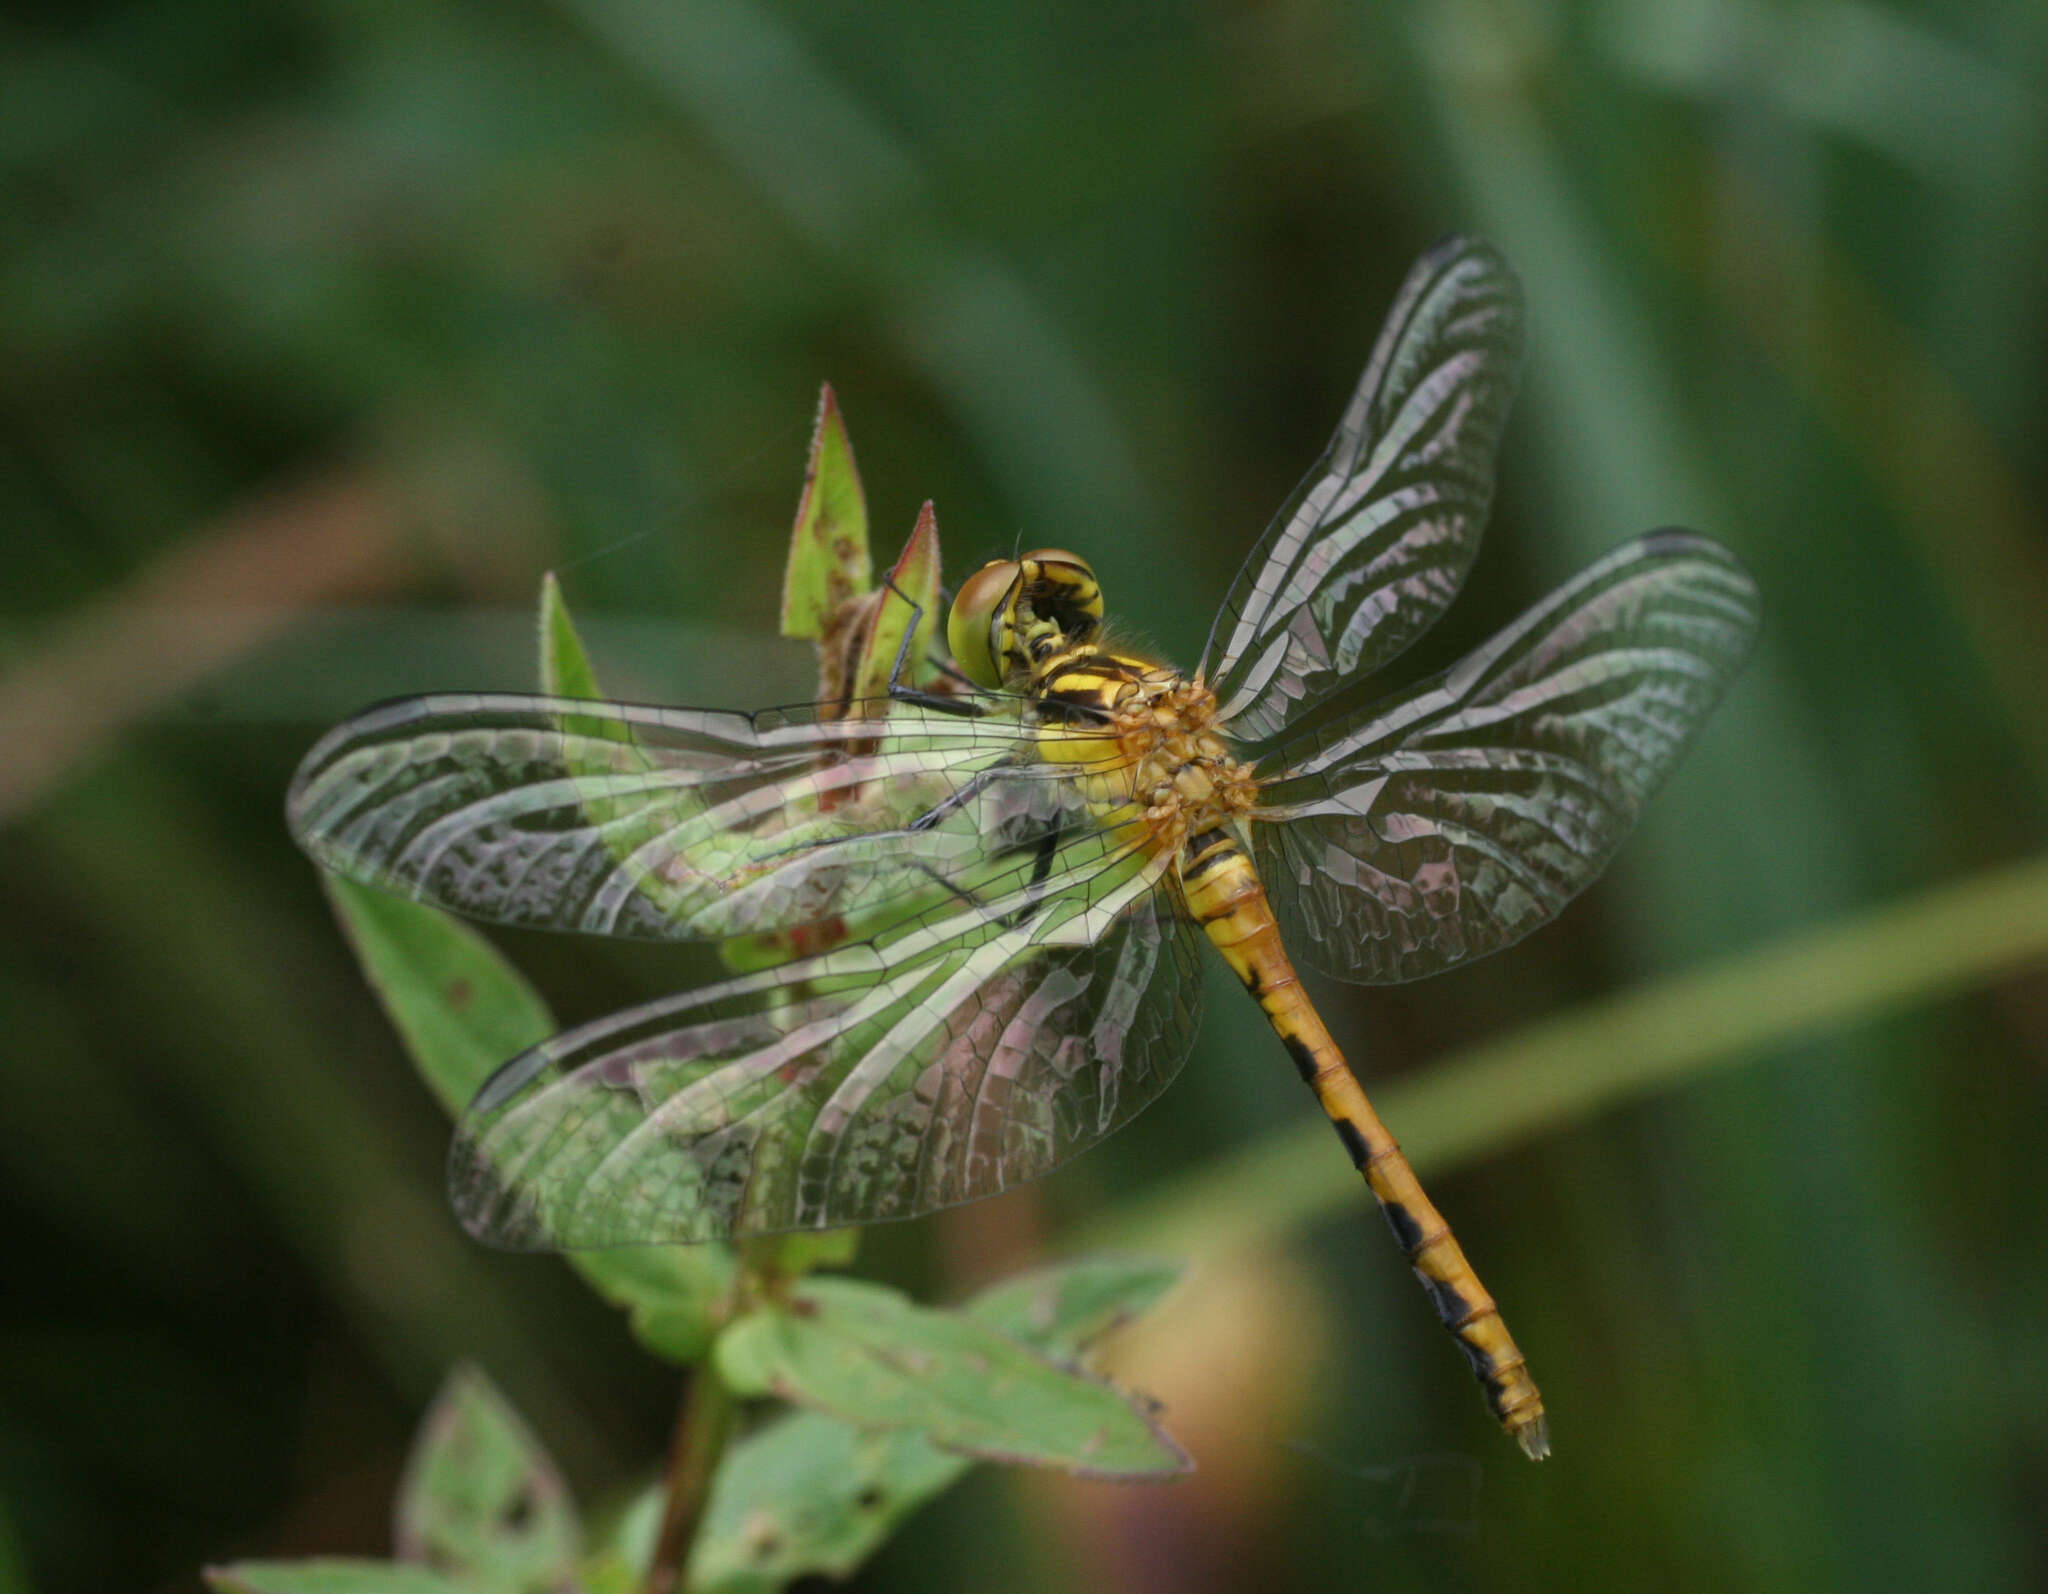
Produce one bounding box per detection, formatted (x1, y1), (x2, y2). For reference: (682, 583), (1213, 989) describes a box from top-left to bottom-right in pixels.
(558, 0), (1167, 599)
(206, 1565), (470, 1594)
(394, 1366), (581, 1588)
(1089, 852), (2048, 1259)
(0, 468), (410, 824)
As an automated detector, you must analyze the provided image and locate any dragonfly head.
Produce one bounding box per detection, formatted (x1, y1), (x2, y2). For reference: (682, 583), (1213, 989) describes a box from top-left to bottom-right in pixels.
(947, 549), (1103, 690)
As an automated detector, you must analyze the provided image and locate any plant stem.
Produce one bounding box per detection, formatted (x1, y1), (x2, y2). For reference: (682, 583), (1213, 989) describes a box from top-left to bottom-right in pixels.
(643, 1362), (738, 1594)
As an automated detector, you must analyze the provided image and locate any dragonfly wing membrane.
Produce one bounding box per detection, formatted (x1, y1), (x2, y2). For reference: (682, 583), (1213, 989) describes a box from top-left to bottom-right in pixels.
(1252, 532), (1760, 984)
(1202, 236), (1525, 743)
(448, 830), (1205, 1247)
(286, 691), (1097, 942)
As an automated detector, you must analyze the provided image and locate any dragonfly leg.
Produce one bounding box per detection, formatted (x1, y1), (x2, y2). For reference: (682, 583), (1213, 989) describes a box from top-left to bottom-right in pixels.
(906, 760), (1019, 832)
(1002, 824), (1067, 928)
(880, 577), (989, 716)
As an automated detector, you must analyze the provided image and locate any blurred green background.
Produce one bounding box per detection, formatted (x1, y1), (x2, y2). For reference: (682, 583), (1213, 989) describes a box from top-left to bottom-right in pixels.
(5, 2), (2047, 1590)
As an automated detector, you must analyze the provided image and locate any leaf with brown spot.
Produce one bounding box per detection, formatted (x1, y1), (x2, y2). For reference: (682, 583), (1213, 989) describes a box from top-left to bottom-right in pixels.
(393, 1365), (580, 1593)
(603, 1255), (1190, 1591)
(839, 500), (947, 705)
(781, 383), (870, 643)
(713, 1277), (1189, 1478)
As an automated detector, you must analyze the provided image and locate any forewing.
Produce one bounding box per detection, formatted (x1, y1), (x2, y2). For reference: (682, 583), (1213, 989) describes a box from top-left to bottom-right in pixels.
(287, 692), (1102, 941)
(1251, 532), (1759, 984)
(447, 832), (1204, 1247)
(1201, 237), (1525, 743)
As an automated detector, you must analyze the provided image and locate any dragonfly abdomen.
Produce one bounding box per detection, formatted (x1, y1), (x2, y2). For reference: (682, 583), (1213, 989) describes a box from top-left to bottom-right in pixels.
(1180, 830), (1552, 1461)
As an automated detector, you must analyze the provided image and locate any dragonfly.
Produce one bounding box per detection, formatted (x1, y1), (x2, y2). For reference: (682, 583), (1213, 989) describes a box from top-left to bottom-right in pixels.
(288, 238), (1759, 1461)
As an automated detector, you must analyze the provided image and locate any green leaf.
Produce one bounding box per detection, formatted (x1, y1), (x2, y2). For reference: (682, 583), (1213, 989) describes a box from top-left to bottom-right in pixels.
(536, 571), (649, 837)
(780, 382), (870, 642)
(964, 1255), (1183, 1353)
(740, 1227), (860, 1285)
(656, 1412), (964, 1594)
(537, 571), (607, 704)
(206, 1562), (472, 1594)
(845, 501), (946, 702)
(536, 572), (632, 747)
(325, 879), (554, 1118)
(572, 1244), (735, 1365)
(324, 878), (731, 1364)
(394, 1366), (580, 1592)
(713, 1277), (1189, 1478)
(605, 1254), (1189, 1590)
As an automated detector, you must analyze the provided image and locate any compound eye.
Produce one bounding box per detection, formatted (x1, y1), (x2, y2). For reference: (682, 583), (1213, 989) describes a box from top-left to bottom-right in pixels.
(946, 559), (1020, 690)
(1018, 547), (1093, 580)
(1018, 549), (1104, 634)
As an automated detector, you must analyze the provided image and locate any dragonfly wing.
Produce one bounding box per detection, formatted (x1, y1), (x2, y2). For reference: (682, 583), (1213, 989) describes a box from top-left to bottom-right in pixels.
(1200, 237), (1525, 744)
(447, 830), (1203, 1246)
(287, 691), (1101, 941)
(1251, 532), (1759, 984)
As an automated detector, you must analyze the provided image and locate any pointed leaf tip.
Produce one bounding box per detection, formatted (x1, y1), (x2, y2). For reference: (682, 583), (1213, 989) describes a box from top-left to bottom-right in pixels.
(394, 1365), (581, 1587)
(782, 382), (871, 641)
(847, 502), (946, 703)
(537, 571), (606, 704)
(536, 573), (633, 750)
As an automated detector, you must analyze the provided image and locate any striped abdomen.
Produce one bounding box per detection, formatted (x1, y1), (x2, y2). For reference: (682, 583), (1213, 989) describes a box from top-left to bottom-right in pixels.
(1179, 827), (1551, 1460)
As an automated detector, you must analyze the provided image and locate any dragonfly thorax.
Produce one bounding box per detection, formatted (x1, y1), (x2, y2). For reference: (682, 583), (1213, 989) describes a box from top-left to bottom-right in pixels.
(1029, 648), (1259, 849)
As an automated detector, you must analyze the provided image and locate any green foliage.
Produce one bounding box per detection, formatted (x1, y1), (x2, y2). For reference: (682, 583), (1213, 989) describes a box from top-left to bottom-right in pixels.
(212, 1371), (585, 1594)
(655, 1415), (963, 1594)
(611, 1256), (1183, 1591)
(392, 1369), (581, 1592)
(324, 877), (737, 1365)
(964, 1255), (1182, 1348)
(537, 572), (610, 709)
(211, 1255), (1186, 1594)
(779, 384), (870, 644)
(574, 1246), (738, 1369)
(323, 881), (555, 1119)
(741, 1228), (862, 1284)
(537, 573), (635, 747)
(715, 1276), (1189, 1478)
(844, 501), (945, 702)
